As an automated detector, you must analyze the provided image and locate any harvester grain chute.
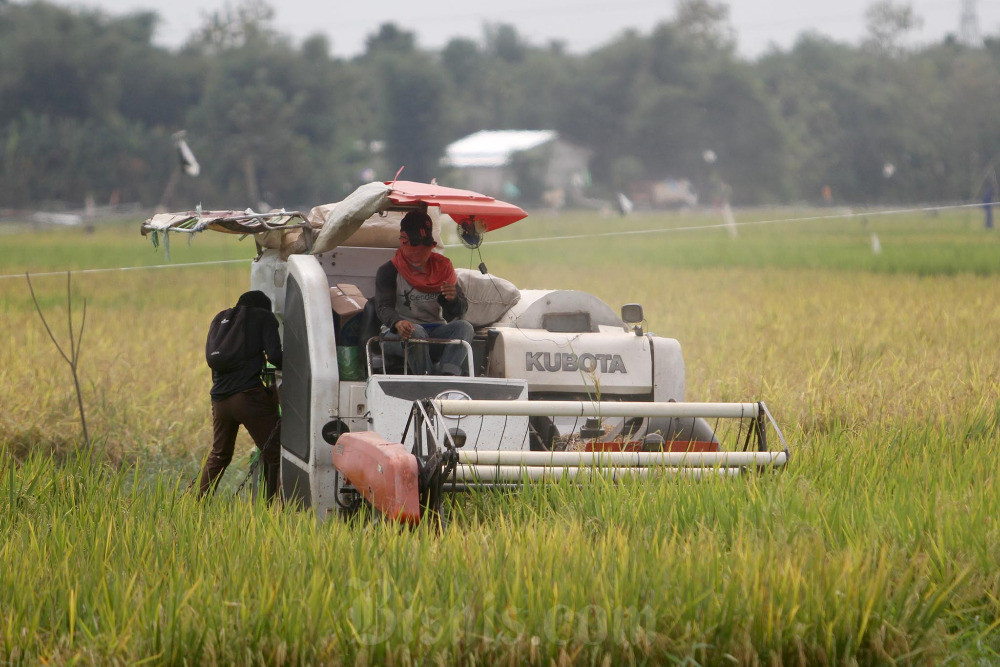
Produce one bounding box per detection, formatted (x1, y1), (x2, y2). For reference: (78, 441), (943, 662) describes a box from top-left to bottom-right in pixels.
(143, 180), (789, 524)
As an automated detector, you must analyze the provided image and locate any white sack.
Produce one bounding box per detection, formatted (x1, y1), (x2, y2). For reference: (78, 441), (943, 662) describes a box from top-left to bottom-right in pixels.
(310, 182), (391, 255)
(456, 268), (521, 327)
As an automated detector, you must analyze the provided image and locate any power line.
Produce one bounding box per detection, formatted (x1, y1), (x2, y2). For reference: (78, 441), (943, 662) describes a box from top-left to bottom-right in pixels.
(0, 201), (987, 281)
(0, 258), (249, 282)
(444, 201), (987, 248)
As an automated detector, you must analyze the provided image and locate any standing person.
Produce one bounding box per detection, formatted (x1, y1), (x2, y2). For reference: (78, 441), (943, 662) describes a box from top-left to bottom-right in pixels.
(198, 290), (282, 500)
(375, 210), (473, 375)
(983, 178), (995, 230)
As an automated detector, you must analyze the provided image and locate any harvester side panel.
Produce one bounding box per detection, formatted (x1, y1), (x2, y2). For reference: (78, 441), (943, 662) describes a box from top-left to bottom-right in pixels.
(280, 276), (312, 464)
(649, 336), (685, 402)
(279, 254), (342, 520)
(250, 250), (288, 319)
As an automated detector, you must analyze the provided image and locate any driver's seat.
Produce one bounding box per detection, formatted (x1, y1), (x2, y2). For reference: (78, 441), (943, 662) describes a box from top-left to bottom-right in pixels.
(358, 301), (391, 375)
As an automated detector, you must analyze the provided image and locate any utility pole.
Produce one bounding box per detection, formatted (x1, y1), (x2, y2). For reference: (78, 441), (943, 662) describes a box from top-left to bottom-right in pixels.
(960, 0), (981, 47)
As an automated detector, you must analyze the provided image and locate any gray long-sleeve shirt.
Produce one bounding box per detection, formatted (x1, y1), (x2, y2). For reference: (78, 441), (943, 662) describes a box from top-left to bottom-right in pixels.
(374, 261), (467, 330)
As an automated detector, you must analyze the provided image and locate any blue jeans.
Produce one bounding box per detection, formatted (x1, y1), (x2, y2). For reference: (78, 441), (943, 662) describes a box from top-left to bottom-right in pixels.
(382, 320), (474, 375)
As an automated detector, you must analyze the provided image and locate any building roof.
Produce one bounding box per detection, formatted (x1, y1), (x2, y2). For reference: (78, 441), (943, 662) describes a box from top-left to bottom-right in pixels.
(442, 130), (558, 169)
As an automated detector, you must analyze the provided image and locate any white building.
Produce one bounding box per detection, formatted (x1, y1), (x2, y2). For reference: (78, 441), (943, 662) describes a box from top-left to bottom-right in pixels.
(441, 130), (591, 204)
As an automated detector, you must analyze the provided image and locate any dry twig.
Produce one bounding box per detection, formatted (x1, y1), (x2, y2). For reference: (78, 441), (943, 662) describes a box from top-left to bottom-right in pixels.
(25, 271), (89, 446)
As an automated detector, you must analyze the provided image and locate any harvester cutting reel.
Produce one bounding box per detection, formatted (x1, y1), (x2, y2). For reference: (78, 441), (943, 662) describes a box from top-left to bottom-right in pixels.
(331, 399), (789, 527)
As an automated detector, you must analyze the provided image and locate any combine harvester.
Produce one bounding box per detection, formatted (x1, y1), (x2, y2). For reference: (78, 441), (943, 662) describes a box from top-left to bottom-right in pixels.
(144, 181), (788, 524)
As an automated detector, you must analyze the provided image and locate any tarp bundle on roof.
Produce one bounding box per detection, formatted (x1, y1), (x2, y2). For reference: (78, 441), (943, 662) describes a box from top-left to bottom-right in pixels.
(141, 180), (526, 258)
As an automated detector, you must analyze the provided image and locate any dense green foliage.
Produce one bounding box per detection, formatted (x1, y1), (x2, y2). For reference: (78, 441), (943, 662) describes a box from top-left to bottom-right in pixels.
(1, 1), (999, 209)
(3, 434), (998, 664)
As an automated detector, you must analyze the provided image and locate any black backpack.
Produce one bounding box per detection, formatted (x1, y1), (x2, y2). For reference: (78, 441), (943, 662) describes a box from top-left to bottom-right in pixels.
(205, 307), (250, 372)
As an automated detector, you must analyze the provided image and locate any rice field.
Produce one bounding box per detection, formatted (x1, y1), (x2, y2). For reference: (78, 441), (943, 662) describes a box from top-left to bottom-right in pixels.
(1, 205), (999, 664)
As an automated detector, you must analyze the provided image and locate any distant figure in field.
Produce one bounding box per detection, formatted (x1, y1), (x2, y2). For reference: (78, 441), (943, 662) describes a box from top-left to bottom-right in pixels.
(983, 179), (995, 230)
(199, 290), (282, 501)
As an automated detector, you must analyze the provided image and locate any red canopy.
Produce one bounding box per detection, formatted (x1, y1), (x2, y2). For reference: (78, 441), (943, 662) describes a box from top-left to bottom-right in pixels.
(386, 180), (527, 232)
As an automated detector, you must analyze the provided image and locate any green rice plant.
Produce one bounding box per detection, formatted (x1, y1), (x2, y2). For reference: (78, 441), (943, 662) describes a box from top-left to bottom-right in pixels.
(1, 208), (999, 663)
(1, 435), (997, 664)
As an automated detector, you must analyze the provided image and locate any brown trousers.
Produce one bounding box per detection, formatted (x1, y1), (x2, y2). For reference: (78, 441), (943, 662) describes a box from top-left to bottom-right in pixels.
(198, 386), (280, 500)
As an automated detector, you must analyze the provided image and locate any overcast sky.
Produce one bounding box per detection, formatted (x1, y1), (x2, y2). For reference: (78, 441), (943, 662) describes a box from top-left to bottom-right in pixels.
(48, 0), (1000, 58)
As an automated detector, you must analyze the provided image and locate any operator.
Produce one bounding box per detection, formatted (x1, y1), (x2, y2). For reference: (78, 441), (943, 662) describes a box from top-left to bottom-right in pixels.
(375, 210), (473, 375)
(198, 290), (282, 501)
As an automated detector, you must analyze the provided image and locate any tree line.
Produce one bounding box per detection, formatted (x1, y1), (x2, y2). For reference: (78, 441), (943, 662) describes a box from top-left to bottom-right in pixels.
(1, 0), (998, 209)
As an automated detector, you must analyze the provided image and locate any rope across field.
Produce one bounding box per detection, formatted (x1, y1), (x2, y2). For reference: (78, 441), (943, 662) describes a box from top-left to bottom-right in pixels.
(2, 198), (994, 280)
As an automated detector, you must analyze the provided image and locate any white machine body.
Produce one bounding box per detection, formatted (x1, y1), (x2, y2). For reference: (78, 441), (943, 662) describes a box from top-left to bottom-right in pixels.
(144, 186), (785, 521)
(252, 247), (717, 519)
